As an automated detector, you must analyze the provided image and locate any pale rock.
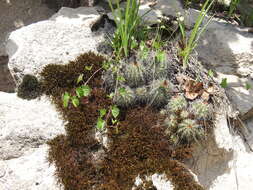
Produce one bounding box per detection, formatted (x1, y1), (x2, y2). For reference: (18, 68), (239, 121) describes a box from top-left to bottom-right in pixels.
(188, 114), (253, 190)
(6, 7), (104, 86)
(154, 0), (184, 17)
(215, 73), (253, 115)
(0, 92), (65, 160)
(107, 3), (162, 26)
(0, 145), (60, 190)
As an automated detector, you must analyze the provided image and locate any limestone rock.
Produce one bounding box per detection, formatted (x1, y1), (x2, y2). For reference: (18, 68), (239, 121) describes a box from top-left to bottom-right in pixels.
(6, 7), (104, 86)
(0, 92), (65, 160)
(0, 145), (60, 190)
(188, 114), (253, 190)
(154, 0), (184, 17)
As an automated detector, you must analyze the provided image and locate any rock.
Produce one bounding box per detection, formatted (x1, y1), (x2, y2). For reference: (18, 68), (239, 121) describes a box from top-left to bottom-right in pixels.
(0, 0), (55, 56)
(188, 114), (253, 190)
(107, 3), (162, 26)
(214, 74), (253, 115)
(0, 145), (59, 190)
(0, 92), (65, 160)
(0, 56), (16, 92)
(6, 7), (104, 86)
(153, 0), (184, 17)
(238, 0), (253, 27)
(193, 19), (253, 115)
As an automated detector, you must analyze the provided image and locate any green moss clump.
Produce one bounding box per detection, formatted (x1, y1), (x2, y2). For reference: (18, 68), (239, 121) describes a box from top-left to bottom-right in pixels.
(17, 74), (42, 100)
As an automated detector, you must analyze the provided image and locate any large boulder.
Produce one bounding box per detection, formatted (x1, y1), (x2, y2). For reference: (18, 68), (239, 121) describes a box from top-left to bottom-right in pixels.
(6, 7), (105, 87)
(0, 0), (55, 56)
(0, 92), (65, 160)
(0, 145), (59, 190)
(188, 114), (253, 190)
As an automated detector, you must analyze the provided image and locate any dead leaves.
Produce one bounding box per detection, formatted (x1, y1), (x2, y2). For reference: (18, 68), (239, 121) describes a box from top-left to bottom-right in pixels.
(176, 74), (216, 101)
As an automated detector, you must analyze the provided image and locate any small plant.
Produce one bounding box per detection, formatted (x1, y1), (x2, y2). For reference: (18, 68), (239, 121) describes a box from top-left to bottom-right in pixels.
(114, 86), (136, 107)
(164, 114), (178, 128)
(178, 0), (214, 68)
(176, 119), (204, 144)
(135, 86), (148, 104)
(149, 79), (173, 107)
(124, 61), (146, 87)
(228, 0), (240, 17)
(190, 100), (209, 119)
(167, 95), (187, 113)
(108, 0), (143, 58)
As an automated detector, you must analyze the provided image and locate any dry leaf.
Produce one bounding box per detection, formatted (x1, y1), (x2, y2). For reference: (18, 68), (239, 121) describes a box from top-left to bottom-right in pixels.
(201, 91), (210, 101)
(183, 80), (204, 100)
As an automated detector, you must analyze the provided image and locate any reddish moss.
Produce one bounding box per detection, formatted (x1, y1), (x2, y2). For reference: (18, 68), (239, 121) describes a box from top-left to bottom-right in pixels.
(43, 52), (204, 190)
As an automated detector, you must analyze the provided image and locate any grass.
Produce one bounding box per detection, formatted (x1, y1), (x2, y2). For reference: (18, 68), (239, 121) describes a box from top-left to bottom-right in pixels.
(178, 0), (214, 68)
(108, 0), (142, 58)
(228, 0), (240, 16)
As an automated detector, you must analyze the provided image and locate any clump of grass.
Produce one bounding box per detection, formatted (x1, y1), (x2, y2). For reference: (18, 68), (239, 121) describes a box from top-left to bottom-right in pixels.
(108, 0), (143, 58)
(178, 0), (214, 68)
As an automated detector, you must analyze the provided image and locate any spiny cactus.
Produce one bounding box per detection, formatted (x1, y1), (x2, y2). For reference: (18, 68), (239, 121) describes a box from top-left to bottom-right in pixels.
(190, 100), (210, 119)
(149, 79), (174, 107)
(164, 114), (178, 128)
(124, 61), (147, 87)
(114, 86), (136, 107)
(134, 86), (149, 104)
(167, 95), (187, 113)
(176, 119), (204, 144)
(180, 110), (189, 119)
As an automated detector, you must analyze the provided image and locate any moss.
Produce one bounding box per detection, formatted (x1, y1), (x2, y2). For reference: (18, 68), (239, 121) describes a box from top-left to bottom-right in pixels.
(40, 51), (105, 97)
(17, 74), (42, 100)
(43, 51), (204, 190)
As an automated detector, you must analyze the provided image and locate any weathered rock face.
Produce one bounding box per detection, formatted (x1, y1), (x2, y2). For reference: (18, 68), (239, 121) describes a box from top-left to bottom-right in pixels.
(0, 0), (55, 56)
(0, 145), (60, 190)
(6, 7), (104, 87)
(188, 114), (253, 190)
(0, 92), (65, 160)
(0, 92), (64, 189)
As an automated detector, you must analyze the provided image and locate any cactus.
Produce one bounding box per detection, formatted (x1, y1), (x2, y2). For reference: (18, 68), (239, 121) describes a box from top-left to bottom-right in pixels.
(134, 86), (149, 104)
(124, 61), (146, 87)
(190, 100), (210, 119)
(114, 86), (136, 107)
(164, 114), (178, 128)
(167, 95), (187, 113)
(180, 110), (189, 119)
(149, 79), (174, 107)
(176, 119), (204, 144)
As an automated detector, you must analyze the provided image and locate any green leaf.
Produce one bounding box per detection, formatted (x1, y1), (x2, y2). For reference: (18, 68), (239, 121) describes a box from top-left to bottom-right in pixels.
(76, 87), (83, 98)
(119, 87), (126, 96)
(71, 96), (79, 107)
(112, 105), (120, 118)
(102, 61), (111, 70)
(155, 51), (166, 62)
(62, 92), (70, 108)
(85, 65), (93, 71)
(208, 69), (214, 78)
(112, 118), (118, 125)
(220, 78), (228, 88)
(107, 92), (114, 99)
(99, 108), (107, 117)
(117, 75), (126, 82)
(77, 74), (84, 84)
(96, 117), (106, 131)
(81, 85), (91, 97)
(245, 83), (251, 90)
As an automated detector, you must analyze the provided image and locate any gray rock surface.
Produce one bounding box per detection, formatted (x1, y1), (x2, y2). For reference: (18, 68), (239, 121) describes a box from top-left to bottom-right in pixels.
(0, 0), (55, 56)
(0, 92), (65, 160)
(6, 7), (104, 86)
(188, 114), (253, 190)
(0, 145), (60, 190)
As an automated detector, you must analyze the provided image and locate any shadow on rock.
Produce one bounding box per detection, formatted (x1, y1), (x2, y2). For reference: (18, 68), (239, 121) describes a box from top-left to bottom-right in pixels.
(0, 56), (16, 92)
